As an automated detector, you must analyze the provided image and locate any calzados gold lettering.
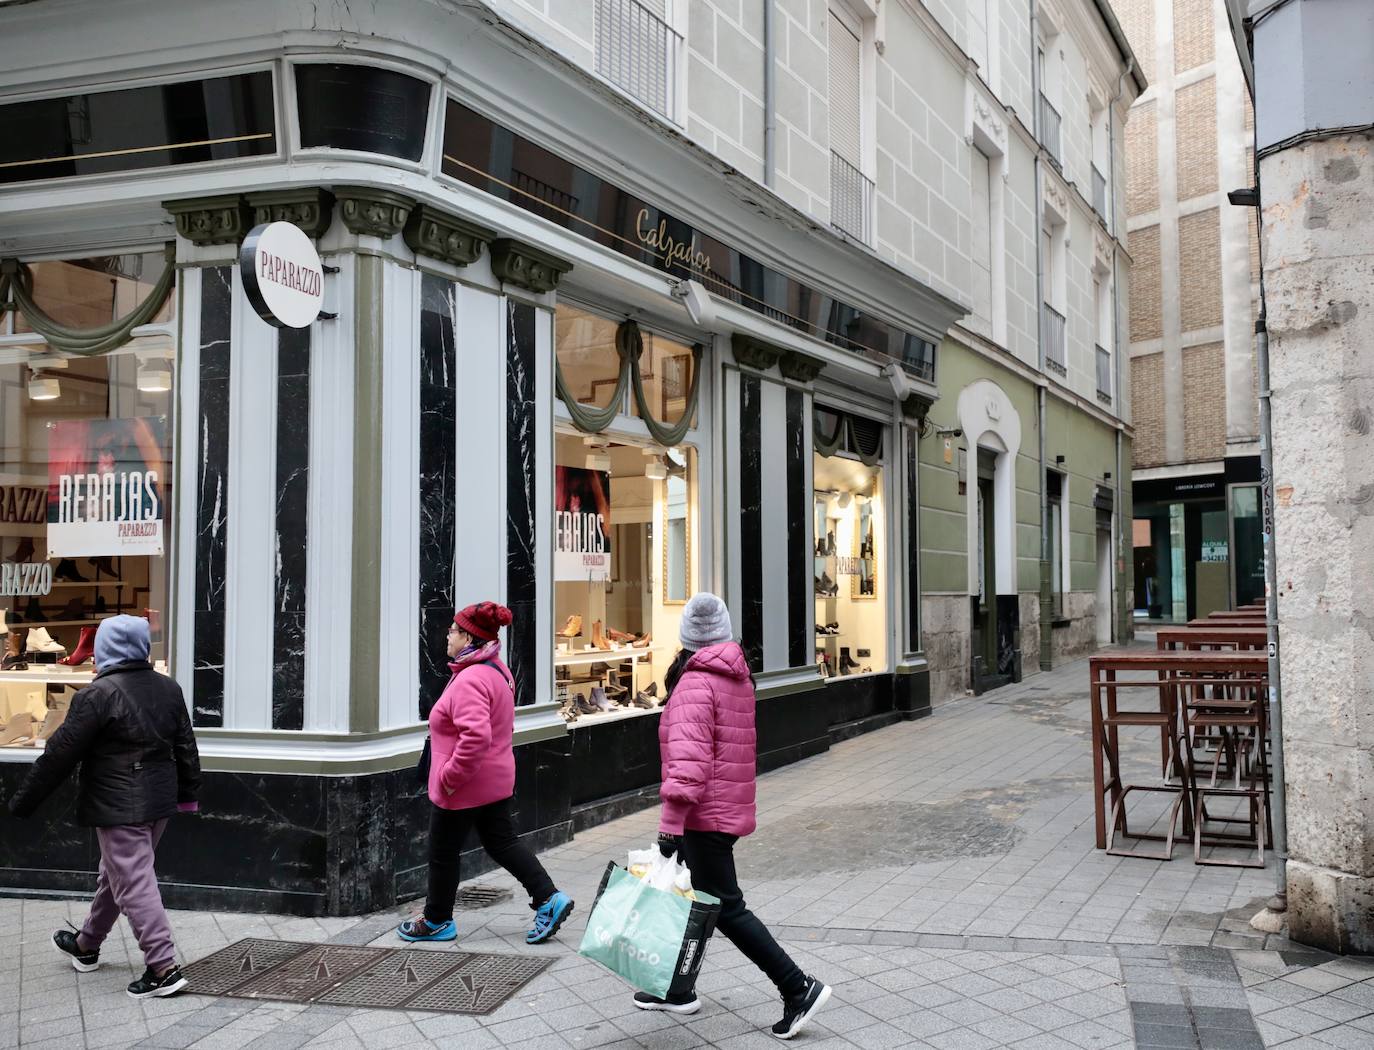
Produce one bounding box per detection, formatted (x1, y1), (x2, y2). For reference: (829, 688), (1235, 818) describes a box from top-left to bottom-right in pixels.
(635, 209), (711, 272)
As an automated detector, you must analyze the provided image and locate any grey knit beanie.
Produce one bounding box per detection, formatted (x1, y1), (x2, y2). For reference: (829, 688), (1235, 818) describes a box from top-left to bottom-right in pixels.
(679, 592), (733, 651)
(95, 614), (151, 670)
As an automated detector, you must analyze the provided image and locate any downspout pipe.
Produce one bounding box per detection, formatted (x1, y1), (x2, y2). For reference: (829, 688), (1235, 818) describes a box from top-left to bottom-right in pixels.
(1032, 0), (1053, 672)
(1108, 58), (1133, 642)
(764, 0), (776, 189)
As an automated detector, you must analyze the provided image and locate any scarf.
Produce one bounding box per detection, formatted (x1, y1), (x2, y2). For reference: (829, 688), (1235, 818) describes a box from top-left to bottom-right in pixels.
(448, 637), (503, 676)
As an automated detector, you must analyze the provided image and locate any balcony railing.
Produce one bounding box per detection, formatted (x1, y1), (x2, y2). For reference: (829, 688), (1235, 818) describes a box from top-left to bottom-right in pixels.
(1091, 165), (1108, 220)
(830, 150), (874, 245)
(595, 0), (681, 120)
(1041, 303), (1067, 376)
(1039, 93), (1062, 168)
(1096, 343), (1112, 403)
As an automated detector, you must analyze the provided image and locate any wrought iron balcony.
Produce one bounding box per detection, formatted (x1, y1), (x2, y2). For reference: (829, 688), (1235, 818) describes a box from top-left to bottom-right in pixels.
(595, 0), (681, 120)
(1092, 164), (1108, 220)
(1039, 93), (1062, 168)
(1096, 343), (1112, 404)
(1041, 302), (1067, 376)
(830, 150), (874, 245)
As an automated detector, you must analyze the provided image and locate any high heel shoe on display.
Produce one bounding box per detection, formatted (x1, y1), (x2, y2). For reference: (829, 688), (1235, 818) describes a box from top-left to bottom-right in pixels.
(90, 555), (118, 577)
(59, 597), (86, 621)
(23, 596), (46, 623)
(0, 712), (36, 747)
(632, 632), (652, 649)
(6, 537), (35, 563)
(3, 630), (25, 669)
(54, 559), (88, 583)
(557, 615), (583, 639)
(589, 686), (614, 712)
(93, 594), (108, 614)
(839, 648), (861, 674)
(31, 694), (70, 743)
(632, 690), (657, 709)
(25, 627), (65, 654)
(58, 627), (96, 667)
(606, 626), (637, 643)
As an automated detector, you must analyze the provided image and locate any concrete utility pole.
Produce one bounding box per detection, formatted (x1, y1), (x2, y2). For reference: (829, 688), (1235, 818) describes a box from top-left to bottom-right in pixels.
(1226, 0), (1374, 954)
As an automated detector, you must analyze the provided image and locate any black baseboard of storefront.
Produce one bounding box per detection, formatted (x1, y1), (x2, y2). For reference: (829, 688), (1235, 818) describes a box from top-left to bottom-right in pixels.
(828, 709), (904, 744)
(571, 784), (661, 833)
(568, 709), (663, 806)
(823, 672), (898, 726)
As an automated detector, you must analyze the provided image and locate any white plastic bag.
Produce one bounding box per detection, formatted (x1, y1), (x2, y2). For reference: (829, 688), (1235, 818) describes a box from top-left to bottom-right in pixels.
(627, 845), (697, 897)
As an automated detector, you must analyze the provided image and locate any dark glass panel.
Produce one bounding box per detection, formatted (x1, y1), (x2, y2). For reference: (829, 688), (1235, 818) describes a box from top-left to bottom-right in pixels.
(0, 72), (274, 185)
(295, 64), (429, 161)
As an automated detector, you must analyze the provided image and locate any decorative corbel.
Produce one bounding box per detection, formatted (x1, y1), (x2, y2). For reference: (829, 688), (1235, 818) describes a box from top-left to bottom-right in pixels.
(489, 239), (572, 292)
(403, 204), (496, 268)
(245, 188), (335, 239)
(335, 186), (414, 238)
(902, 393), (934, 427)
(778, 350), (825, 383)
(731, 333), (784, 373)
(163, 195), (252, 246)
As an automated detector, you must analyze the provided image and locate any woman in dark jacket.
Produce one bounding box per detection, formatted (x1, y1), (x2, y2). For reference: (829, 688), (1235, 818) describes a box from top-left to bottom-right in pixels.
(8, 614), (201, 1000)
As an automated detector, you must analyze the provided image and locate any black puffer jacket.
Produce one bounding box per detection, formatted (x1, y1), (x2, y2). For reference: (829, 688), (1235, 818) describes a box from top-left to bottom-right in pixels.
(8, 662), (201, 827)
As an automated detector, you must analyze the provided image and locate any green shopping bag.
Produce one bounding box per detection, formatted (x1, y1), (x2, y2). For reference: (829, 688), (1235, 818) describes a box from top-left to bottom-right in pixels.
(577, 860), (721, 999)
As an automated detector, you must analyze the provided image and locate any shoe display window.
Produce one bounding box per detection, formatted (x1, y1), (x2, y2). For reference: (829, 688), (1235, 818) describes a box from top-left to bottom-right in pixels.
(813, 407), (887, 681)
(552, 301), (704, 726)
(0, 250), (176, 748)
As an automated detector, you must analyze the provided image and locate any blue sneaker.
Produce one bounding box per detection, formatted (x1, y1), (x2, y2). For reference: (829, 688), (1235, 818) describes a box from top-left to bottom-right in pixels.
(397, 917), (457, 942)
(526, 891), (574, 944)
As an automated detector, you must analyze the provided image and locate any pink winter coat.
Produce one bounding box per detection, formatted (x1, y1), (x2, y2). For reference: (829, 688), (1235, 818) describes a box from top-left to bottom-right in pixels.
(657, 642), (758, 837)
(427, 659), (517, 811)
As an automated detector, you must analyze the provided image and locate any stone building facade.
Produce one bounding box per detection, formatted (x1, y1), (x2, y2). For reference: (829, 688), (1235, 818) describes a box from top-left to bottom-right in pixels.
(1119, 0), (1264, 624)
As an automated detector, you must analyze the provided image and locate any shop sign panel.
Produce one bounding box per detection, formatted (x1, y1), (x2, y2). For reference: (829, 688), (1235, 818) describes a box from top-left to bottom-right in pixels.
(240, 221), (324, 329)
(555, 466), (611, 581)
(46, 418), (166, 558)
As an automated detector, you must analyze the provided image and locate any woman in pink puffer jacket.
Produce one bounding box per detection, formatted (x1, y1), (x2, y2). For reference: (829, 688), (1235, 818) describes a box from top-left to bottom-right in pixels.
(633, 592), (831, 1041)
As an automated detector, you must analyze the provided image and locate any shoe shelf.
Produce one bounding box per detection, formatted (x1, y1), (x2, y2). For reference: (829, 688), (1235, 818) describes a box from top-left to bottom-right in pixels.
(13, 617), (115, 628)
(565, 703), (661, 728)
(0, 669), (94, 683)
(48, 581), (126, 589)
(554, 648), (650, 669)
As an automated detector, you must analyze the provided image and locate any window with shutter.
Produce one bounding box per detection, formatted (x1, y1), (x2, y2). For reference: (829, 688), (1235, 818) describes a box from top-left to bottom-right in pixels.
(828, 11), (861, 165)
(970, 149), (993, 330)
(594, 0), (677, 120)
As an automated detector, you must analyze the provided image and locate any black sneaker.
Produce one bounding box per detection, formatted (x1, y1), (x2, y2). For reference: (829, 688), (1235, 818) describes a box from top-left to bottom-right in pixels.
(771, 975), (830, 1039)
(634, 990), (701, 1015)
(127, 964), (188, 999)
(53, 928), (99, 972)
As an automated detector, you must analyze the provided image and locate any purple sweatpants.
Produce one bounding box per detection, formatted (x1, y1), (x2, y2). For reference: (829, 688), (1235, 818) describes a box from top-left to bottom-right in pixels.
(77, 819), (176, 972)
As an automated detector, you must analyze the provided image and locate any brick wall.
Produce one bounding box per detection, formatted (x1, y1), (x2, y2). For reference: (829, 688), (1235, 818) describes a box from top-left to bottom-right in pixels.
(1118, 0), (1156, 84)
(1129, 224), (1162, 341)
(1179, 208), (1223, 332)
(1132, 352), (1166, 466)
(1126, 102), (1158, 217)
(1173, 0), (1215, 73)
(1175, 78), (1218, 201)
(1182, 341), (1226, 459)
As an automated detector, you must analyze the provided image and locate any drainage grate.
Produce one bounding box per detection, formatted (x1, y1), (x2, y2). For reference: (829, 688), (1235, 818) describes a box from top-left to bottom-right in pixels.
(184, 938), (552, 1015)
(455, 884), (513, 910)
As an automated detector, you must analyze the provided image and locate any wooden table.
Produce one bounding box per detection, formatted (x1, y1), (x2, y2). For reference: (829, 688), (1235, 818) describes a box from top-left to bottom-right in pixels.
(1207, 609), (1267, 619)
(1188, 616), (1270, 628)
(1156, 626), (1267, 651)
(1088, 650), (1268, 853)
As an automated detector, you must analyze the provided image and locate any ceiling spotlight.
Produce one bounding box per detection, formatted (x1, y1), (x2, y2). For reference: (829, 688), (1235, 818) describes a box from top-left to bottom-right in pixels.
(28, 371), (60, 401)
(644, 457), (668, 481)
(137, 359), (173, 393)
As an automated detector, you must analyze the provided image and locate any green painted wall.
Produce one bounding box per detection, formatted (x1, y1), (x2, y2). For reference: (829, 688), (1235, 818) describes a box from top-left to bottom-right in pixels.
(1044, 397), (1119, 594)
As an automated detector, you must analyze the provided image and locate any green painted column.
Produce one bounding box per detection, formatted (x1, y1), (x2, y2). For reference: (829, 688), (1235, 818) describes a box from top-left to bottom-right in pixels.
(350, 253), (384, 733)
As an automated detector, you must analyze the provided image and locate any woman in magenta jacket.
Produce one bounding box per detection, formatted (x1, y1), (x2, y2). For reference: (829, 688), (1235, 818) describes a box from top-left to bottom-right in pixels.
(635, 592), (831, 1040)
(397, 601), (573, 945)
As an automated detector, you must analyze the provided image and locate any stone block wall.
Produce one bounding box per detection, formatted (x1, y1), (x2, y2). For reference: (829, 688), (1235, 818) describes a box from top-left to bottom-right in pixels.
(922, 594), (970, 704)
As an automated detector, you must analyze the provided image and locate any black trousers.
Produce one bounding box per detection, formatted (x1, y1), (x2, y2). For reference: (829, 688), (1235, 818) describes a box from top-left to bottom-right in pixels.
(681, 830), (807, 1000)
(423, 797), (558, 924)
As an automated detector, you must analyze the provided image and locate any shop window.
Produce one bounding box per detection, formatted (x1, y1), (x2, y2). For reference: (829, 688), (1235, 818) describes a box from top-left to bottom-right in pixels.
(0, 71), (275, 185)
(555, 306), (625, 412)
(1048, 469), (1065, 616)
(295, 64), (430, 162)
(814, 407), (887, 680)
(1, 253), (176, 748)
(554, 434), (697, 723)
(1231, 485), (1264, 608)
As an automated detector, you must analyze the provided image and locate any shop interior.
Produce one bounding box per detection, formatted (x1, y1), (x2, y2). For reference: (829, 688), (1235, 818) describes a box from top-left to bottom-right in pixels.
(1, 252), (173, 748)
(813, 451), (886, 679)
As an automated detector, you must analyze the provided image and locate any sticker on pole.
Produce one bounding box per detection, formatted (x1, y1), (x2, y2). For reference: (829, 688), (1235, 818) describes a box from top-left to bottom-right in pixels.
(240, 221), (324, 329)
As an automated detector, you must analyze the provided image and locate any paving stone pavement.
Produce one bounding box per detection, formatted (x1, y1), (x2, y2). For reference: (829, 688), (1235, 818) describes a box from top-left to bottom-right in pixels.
(4, 650), (1372, 1049)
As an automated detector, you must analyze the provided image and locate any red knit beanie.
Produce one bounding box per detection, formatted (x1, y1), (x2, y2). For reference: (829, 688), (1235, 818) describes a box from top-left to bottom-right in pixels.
(453, 601), (513, 641)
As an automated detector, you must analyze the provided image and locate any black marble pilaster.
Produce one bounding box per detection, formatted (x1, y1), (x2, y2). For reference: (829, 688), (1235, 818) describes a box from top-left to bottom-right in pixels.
(907, 432), (921, 653)
(739, 374), (763, 673)
(418, 274), (458, 717)
(785, 388), (807, 668)
(193, 266), (232, 727)
(506, 301), (538, 705)
(272, 327), (310, 730)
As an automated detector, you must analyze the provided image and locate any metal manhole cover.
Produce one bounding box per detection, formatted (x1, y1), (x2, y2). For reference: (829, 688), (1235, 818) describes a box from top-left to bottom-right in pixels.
(184, 938), (552, 1016)
(455, 884), (513, 910)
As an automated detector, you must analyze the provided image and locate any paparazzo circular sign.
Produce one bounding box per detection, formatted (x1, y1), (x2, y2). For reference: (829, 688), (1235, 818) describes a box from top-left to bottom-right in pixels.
(240, 221), (324, 329)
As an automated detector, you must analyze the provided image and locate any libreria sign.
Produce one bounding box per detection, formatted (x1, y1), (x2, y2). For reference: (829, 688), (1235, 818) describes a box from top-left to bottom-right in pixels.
(240, 221), (324, 329)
